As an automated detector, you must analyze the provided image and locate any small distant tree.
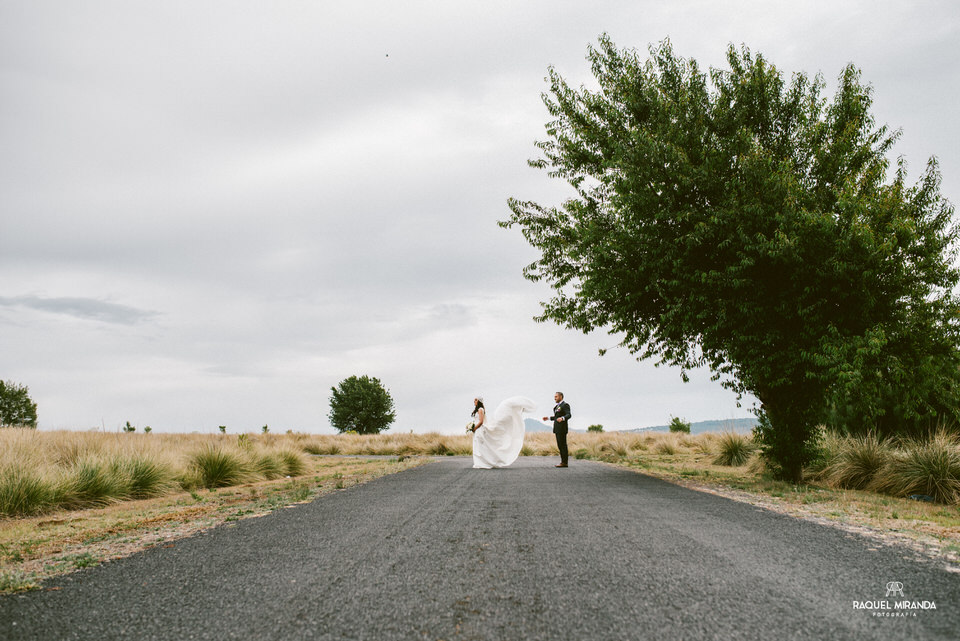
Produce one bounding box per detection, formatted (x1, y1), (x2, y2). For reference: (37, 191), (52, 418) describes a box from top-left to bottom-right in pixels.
(587, 424), (604, 432)
(123, 421), (136, 433)
(143, 426), (152, 434)
(328, 375), (396, 434)
(0, 380), (38, 428)
(669, 416), (692, 434)
(218, 425), (227, 434)
(262, 424), (269, 434)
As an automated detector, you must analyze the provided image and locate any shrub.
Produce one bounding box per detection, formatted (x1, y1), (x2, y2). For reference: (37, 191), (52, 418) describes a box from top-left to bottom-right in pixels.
(0, 466), (55, 516)
(255, 452), (284, 480)
(587, 424), (604, 433)
(653, 433), (680, 456)
(600, 438), (630, 458)
(277, 448), (307, 477)
(427, 440), (450, 456)
(190, 446), (249, 488)
(805, 427), (845, 476)
(713, 432), (755, 466)
(303, 440), (340, 455)
(871, 431), (960, 504)
(669, 416), (691, 434)
(654, 439), (677, 456)
(821, 433), (891, 489)
(121, 456), (173, 499)
(59, 458), (128, 508)
(395, 443), (417, 457)
(695, 434), (716, 455)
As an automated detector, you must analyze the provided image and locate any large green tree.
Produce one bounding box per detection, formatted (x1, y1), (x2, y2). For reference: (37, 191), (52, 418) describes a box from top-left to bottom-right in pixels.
(0, 380), (38, 428)
(328, 375), (396, 434)
(501, 37), (960, 481)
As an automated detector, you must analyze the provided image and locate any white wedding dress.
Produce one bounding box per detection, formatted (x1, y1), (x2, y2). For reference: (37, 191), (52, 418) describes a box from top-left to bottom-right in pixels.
(472, 396), (536, 469)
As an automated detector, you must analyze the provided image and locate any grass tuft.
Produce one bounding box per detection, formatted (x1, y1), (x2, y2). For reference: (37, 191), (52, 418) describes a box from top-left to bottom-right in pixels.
(654, 439), (677, 456)
(0, 466), (56, 517)
(821, 433), (891, 490)
(120, 456), (173, 499)
(59, 458), (128, 509)
(190, 446), (250, 489)
(712, 431), (755, 466)
(277, 448), (307, 477)
(870, 430), (960, 504)
(254, 452), (285, 480)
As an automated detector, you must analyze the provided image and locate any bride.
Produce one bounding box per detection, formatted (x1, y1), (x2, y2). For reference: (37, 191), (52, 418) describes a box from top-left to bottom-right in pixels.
(469, 396), (536, 469)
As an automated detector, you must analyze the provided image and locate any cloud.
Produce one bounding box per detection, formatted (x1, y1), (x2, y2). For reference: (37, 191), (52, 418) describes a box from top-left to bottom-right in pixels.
(0, 1), (954, 432)
(0, 295), (158, 325)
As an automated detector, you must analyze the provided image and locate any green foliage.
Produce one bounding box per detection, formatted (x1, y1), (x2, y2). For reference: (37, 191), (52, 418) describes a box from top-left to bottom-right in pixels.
(587, 424), (604, 432)
(143, 426), (152, 434)
(870, 430), (960, 504)
(0, 380), (38, 428)
(254, 452), (284, 480)
(328, 375), (397, 434)
(219, 425), (227, 434)
(277, 448), (307, 477)
(120, 457), (173, 499)
(123, 421), (136, 433)
(262, 424), (269, 434)
(60, 552), (98, 570)
(501, 35), (960, 481)
(669, 416), (691, 434)
(189, 446), (249, 489)
(713, 432), (756, 467)
(60, 458), (128, 508)
(0, 570), (39, 593)
(821, 433), (892, 489)
(0, 466), (55, 516)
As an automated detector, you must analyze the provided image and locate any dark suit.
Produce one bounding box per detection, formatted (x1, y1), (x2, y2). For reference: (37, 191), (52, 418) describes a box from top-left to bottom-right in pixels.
(549, 401), (572, 464)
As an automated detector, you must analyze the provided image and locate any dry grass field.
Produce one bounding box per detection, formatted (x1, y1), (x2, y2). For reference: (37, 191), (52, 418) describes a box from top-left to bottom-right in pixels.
(2, 427), (959, 593)
(0, 444), (426, 593)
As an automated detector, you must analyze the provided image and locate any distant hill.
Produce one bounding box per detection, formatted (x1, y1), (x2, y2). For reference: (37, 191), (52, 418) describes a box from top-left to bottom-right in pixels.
(524, 417), (756, 434)
(622, 418), (757, 435)
(524, 418), (552, 433)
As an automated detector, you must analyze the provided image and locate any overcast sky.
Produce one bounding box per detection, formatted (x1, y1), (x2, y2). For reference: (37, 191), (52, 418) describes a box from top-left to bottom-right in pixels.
(2, 1), (958, 434)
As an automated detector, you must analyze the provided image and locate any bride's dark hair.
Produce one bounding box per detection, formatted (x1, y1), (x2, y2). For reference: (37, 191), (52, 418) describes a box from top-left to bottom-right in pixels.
(471, 398), (485, 416)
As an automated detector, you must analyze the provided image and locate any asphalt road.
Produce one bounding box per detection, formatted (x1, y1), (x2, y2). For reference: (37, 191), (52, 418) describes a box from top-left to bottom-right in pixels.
(2, 457), (958, 640)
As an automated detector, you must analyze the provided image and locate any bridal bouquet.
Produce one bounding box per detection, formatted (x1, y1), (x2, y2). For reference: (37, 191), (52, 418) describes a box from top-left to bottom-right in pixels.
(466, 421), (476, 433)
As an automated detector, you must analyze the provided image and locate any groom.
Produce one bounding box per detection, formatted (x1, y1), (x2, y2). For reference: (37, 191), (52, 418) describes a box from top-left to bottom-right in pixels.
(543, 392), (572, 468)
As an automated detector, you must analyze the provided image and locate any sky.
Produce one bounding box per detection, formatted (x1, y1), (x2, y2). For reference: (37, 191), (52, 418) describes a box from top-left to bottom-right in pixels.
(2, 1), (958, 434)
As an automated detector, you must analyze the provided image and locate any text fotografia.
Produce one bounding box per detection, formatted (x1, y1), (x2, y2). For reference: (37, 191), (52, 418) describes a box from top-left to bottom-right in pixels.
(853, 600), (937, 618)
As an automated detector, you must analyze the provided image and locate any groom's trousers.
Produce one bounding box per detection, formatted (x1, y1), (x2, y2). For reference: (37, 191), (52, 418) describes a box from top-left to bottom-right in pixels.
(555, 431), (568, 464)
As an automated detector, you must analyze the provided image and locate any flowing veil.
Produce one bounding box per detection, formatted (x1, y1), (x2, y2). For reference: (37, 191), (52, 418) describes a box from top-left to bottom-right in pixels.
(472, 396), (536, 469)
